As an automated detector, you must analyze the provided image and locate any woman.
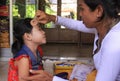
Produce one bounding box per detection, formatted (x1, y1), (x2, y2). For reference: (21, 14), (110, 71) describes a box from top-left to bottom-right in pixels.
(23, 0), (120, 81)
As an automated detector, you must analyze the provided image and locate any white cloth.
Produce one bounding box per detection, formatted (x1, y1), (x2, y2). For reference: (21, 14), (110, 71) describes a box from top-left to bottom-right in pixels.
(53, 76), (68, 81)
(52, 16), (120, 81)
(69, 64), (94, 81)
(93, 21), (120, 81)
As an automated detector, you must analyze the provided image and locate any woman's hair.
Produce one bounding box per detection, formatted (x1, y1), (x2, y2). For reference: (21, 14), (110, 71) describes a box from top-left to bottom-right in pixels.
(84, 0), (120, 20)
(12, 18), (33, 55)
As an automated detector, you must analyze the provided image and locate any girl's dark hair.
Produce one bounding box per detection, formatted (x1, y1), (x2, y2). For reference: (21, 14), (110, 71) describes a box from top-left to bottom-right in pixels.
(84, 0), (120, 20)
(12, 18), (33, 55)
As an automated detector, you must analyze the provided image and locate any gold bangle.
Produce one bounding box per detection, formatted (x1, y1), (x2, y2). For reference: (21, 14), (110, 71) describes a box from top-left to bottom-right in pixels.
(118, 12), (120, 16)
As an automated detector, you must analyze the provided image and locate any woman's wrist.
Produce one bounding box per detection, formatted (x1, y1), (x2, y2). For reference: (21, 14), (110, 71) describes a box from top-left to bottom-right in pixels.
(49, 15), (57, 23)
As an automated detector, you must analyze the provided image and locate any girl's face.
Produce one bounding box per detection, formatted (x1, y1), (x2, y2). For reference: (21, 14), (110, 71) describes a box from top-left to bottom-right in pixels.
(78, 0), (99, 28)
(30, 19), (46, 45)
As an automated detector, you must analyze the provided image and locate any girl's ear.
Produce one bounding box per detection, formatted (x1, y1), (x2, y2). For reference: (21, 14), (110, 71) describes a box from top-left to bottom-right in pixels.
(24, 33), (32, 41)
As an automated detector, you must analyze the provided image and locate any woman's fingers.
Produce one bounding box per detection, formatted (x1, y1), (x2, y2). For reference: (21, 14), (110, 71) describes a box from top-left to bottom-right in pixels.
(22, 70), (53, 81)
(35, 10), (54, 24)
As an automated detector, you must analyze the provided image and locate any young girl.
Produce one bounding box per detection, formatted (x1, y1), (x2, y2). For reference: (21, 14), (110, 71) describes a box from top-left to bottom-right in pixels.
(8, 18), (46, 81)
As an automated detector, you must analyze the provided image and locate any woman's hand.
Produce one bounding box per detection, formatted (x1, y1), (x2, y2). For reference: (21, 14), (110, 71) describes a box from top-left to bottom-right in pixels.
(35, 10), (56, 24)
(22, 70), (53, 81)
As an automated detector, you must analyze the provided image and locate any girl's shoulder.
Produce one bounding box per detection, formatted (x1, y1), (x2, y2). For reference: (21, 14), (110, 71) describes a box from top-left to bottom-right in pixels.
(14, 54), (29, 61)
(8, 55), (29, 69)
(14, 46), (29, 59)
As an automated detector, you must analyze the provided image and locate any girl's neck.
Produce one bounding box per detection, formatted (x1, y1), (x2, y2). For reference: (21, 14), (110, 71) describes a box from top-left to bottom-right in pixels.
(25, 43), (38, 57)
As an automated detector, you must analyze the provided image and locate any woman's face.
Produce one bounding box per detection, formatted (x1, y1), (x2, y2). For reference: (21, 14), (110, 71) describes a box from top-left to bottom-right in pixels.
(78, 0), (98, 28)
(30, 19), (46, 45)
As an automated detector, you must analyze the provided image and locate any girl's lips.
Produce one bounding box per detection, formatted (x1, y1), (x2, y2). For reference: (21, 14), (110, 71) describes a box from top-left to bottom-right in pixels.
(43, 36), (46, 39)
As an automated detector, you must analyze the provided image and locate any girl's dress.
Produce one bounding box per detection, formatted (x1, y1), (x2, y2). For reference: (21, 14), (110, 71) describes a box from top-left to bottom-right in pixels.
(8, 45), (43, 81)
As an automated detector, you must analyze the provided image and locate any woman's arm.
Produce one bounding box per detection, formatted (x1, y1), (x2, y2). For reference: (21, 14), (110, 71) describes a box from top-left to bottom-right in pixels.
(22, 70), (69, 81)
(56, 16), (96, 34)
(35, 10), (96, 34)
